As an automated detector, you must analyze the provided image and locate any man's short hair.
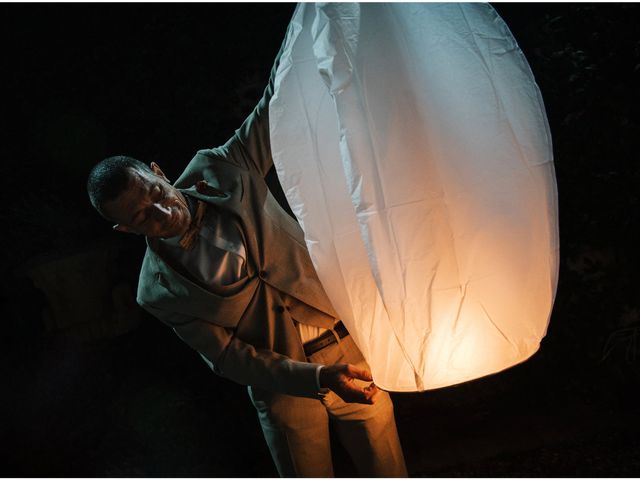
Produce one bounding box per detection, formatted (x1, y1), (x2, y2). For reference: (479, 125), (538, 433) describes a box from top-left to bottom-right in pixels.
(87, 155), (152, 219)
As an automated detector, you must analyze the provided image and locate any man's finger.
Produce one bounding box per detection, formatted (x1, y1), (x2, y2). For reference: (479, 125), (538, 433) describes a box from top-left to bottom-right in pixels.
(341, 380), (378, 404)
(346, 364), (374, 382)
(364, 382), (379, 393)
(364, 383), (380, 403)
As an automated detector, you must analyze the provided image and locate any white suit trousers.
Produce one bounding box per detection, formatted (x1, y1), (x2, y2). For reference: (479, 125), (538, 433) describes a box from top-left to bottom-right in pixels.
(248, 335), (407, 477)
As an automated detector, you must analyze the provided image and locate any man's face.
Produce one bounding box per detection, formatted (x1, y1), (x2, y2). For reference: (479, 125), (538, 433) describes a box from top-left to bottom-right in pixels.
(103, 164), (192, 239)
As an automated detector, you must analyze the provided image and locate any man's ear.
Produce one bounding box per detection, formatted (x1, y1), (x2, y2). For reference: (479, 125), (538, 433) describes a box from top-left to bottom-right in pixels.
(150, 162), (170, 182)
(113, 224), (133, 234)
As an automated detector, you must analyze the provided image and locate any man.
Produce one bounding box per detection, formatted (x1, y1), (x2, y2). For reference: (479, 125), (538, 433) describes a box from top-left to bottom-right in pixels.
(87, 30), (406, 477)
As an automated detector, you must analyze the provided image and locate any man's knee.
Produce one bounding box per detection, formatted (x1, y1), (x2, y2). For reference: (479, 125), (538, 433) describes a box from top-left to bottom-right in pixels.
(248, 387), (335, 477)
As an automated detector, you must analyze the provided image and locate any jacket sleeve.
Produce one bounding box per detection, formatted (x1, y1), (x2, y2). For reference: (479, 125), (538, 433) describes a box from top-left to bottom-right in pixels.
(217, 27), (288, 178)
(139, 302), (323, 399)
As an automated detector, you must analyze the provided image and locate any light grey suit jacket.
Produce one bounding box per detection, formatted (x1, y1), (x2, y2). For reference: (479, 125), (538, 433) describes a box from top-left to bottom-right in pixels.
(136, 31), (340, 399)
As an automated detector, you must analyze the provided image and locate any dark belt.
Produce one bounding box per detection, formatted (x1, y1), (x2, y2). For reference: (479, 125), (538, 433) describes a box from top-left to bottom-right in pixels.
(303, 321), (349, 357)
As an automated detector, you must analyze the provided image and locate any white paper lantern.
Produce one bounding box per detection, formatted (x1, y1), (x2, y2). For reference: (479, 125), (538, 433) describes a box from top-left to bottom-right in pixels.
(269, 3), (559, 391)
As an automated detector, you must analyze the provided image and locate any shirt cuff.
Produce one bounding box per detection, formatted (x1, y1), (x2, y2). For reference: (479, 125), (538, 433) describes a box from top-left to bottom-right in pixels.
(315, 364), (325, 391)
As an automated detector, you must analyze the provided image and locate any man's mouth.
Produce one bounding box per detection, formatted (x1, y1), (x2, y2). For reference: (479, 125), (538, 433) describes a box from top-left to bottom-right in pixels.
(167, 208), (189, 233)
(163, 212), (179, 233)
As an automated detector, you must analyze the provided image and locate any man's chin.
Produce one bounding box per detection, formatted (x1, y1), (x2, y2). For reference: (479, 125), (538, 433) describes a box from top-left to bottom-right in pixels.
(162, 218), (190, 239)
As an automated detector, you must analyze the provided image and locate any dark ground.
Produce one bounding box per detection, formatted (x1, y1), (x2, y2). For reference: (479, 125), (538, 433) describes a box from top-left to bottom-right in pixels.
(1, 3), (640, 477)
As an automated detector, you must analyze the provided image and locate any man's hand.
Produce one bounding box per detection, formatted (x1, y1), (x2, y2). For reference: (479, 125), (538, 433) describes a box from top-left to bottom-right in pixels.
(319, 363), (380, 404)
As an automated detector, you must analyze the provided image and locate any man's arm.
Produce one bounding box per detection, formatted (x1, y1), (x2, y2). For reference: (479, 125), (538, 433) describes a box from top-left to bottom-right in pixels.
(140, 302), (377, 403)
(174, 318), (322, 398)
(218, 26), (289, 178)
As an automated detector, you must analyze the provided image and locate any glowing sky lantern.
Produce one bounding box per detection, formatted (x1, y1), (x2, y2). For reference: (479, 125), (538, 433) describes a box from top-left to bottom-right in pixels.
(269, 3), (559, 391)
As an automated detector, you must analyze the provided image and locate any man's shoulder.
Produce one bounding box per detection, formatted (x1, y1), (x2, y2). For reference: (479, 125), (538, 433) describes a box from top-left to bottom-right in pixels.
(174, 145), (253, 189)
(181, 147), (229, 176)
(194, 146), (226, 160)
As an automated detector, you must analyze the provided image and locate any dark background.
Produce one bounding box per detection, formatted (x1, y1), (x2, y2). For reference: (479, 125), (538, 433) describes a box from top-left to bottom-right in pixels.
(1, 2), (640, 477)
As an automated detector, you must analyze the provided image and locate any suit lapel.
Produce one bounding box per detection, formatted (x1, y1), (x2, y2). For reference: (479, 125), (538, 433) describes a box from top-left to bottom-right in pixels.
(140, 239), (258, 328)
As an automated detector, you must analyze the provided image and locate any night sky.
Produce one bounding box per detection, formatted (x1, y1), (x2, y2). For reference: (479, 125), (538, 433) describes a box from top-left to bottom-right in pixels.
(1, 3), (640, 477)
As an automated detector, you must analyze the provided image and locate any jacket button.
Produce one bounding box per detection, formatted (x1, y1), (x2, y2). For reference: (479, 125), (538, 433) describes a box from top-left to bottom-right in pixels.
(275, 305), (285, 313)
(259, 270), (268, 279)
